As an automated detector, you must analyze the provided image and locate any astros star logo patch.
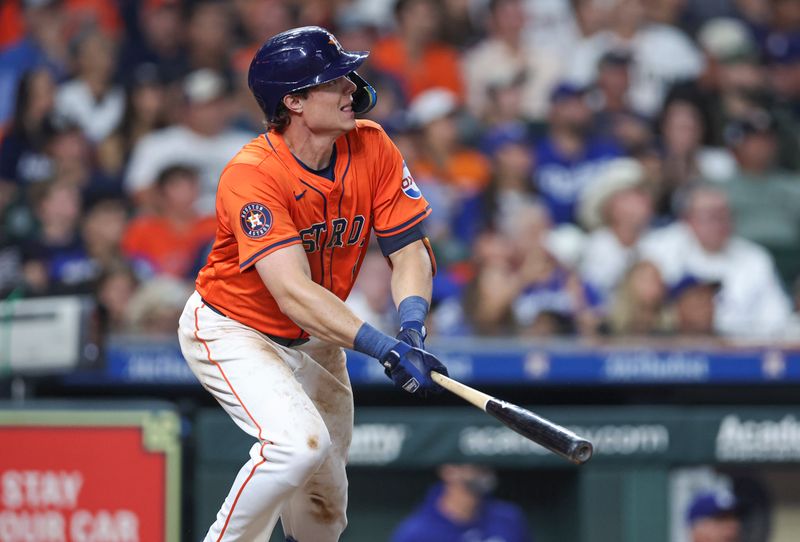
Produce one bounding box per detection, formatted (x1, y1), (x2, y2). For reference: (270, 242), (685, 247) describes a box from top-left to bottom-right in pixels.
(240, 202), (272, 238)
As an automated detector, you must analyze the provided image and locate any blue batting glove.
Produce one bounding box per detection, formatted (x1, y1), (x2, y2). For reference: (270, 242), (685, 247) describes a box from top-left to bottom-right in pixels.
(396, 296), (429, 349)
(379, 341), (448, 397)
(396, 320), (426, 350)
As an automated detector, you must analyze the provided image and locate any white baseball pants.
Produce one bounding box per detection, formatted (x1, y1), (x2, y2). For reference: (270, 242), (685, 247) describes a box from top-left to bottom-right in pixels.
(178, 291), (354, 542)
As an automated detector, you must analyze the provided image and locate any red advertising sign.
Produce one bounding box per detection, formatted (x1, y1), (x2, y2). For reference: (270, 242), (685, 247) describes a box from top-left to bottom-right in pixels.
(0, 409), (181, 542)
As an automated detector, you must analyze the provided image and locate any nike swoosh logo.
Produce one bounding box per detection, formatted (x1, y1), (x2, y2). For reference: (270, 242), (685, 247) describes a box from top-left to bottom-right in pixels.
(294, 190), (307, 201)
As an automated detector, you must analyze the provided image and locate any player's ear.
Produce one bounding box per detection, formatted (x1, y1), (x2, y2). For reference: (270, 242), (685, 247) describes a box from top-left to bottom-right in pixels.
(283, 93), (304, 115)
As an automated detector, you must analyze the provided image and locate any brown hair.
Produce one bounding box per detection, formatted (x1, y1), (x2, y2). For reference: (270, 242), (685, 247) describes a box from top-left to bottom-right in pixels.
(267, 89), (311, 133)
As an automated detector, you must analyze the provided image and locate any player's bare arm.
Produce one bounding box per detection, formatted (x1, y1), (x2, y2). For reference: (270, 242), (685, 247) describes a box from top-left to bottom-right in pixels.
(255, 242), (446, 396)
(254, 244), (364, 348)
(389, 239), (433, 307)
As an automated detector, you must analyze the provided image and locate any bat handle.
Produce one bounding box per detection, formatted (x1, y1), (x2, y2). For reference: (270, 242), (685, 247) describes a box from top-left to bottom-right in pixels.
(430, 371), (491, 410)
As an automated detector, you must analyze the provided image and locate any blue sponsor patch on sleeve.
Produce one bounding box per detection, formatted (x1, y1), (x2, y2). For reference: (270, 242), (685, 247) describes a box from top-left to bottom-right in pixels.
(240, 202), (273, 239)
(401, 161), (422, 199)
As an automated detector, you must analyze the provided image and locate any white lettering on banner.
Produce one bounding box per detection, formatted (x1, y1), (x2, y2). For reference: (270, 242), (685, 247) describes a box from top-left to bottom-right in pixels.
(460, 424), (669, 457)
(0, 470), (139, 542)
(70, 510), (139, 542)
(1, 472), (83, 509)
(716, 415), (800, 461)
(125, 354), (195, 382)
(0, 511), (66, 541)
(603, 353), (710, 381)
(348, 424), (408, 465)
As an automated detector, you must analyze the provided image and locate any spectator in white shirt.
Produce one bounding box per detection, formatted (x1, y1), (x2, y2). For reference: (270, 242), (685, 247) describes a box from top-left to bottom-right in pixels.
(577, 157), (654, 304)
(640, 184), (791, 339)
(55, 30), (124, 143)
(462, 0), (562, 122)
(123, 68), (251, 213)
(565, 0), (704, 117)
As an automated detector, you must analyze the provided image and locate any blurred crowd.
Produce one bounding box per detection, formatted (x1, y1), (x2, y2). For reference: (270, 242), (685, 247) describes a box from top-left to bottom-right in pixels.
(1, 0), (800, 342)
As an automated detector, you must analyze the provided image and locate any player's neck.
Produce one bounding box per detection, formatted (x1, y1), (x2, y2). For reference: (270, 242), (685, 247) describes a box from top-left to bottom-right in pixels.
(282, 125), (339, 171)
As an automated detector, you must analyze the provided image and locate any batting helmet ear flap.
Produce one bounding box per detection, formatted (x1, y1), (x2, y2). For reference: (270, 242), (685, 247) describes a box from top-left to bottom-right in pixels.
(348, 71), (377, 115)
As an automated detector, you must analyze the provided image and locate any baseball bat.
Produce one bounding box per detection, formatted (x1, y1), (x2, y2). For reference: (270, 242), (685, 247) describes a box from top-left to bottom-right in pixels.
(430, 371), (593, 465)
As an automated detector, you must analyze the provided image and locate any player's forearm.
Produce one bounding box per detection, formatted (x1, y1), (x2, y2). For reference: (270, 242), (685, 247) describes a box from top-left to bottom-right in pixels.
(389, 240), (432, 308)
(275, 278), (364, 348)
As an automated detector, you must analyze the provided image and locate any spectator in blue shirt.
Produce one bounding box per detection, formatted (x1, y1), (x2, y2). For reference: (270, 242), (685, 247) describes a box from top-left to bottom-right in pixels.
(533, 82), (622, 224)
(391, 464), (533, 542)
(0, 0), (69, 127)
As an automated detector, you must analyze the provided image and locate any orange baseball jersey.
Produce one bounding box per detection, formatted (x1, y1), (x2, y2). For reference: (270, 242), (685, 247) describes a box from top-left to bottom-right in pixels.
(196, 119), (432, 339)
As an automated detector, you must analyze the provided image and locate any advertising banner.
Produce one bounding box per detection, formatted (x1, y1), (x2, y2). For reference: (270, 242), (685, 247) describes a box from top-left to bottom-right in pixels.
(0, 408), (181, 542)
(89, 338), (800, 387)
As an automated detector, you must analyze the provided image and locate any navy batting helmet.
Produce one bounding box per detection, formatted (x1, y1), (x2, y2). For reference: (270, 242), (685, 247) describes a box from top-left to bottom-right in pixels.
(248, 26), (377, 122)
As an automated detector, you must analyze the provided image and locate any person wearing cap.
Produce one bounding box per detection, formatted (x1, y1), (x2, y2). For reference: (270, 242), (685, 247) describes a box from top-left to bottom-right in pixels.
(394, 88), (491, 309)
(687, 491), (742, 542)
(698, 17), (761, 68)
(462, 0), (561, 122)
(123, 68), (251, 213)
(533, 82), (622, 225)
(577, 157), (654, 303)
(391, 464), (532, 542)
(408, 87), (491, 193)
(721, 110), (800, 252)
(640, 183), (792, 338)
(669, 275), (721, 337)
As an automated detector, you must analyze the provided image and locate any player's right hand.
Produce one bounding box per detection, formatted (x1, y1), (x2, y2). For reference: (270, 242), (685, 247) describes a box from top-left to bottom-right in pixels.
(379, 341), (448, 398)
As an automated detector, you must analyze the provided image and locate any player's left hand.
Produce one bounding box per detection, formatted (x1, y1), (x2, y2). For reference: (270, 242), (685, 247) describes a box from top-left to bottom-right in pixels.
(379, 342), (447, 398)
(395, 320), (426, 350)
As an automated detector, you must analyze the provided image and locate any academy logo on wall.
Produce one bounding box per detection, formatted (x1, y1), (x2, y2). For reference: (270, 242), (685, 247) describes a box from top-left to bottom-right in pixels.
(716, 414), (800, 461)
(401, 161), (422, 199)
(240, 202), (272, 239)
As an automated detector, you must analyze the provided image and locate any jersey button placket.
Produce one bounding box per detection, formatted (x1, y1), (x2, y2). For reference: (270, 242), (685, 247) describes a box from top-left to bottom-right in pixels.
(325, 182), (343, 291)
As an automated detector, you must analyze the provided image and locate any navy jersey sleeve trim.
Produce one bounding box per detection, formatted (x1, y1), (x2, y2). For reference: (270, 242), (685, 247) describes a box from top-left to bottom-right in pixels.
(376, 223), (426, 257)
(374, 206), (431, 236)
(240, 236), (302, 270)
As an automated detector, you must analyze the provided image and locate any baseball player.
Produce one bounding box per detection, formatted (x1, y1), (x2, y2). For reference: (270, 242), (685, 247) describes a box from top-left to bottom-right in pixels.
(177, 26), (448, 541)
